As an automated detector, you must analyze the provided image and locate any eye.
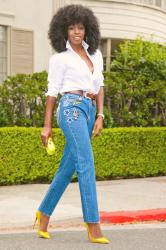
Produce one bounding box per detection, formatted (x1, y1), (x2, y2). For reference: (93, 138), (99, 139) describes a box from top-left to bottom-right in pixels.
(68, 25), (74, 30)
(79, 25), (85, 30)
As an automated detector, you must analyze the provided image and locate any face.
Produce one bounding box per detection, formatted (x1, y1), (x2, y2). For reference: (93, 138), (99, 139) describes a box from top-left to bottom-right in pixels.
(67, 23), (85, 46)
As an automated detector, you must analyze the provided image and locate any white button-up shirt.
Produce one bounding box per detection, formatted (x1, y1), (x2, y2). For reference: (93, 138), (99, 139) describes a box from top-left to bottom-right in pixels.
(45, 40), (104, 98)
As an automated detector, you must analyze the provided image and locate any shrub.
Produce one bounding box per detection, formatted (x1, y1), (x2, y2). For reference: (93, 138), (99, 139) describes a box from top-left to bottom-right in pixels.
(0, 127), (165, 185)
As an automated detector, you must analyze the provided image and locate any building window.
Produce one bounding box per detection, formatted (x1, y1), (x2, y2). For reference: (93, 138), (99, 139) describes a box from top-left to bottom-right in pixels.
(111, 39), (124, 61)
(10, 28), (34, 76)
(100, 38), (124, 71)
(99, 39), (107, 70)
(0, 26), (7, 84)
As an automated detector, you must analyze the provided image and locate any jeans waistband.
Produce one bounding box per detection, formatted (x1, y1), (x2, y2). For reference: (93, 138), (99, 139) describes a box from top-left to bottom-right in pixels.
(61, 93), (96, 105)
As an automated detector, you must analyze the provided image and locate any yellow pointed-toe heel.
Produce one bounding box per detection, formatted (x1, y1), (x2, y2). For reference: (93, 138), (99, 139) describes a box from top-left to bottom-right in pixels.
(85, 223), (110, 244)
(33, 210), (51, 239)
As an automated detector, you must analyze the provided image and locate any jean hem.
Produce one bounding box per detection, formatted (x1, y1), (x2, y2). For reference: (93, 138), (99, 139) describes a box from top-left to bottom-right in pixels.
(84, 221), (100, 223)
(38, 209), (51, 217)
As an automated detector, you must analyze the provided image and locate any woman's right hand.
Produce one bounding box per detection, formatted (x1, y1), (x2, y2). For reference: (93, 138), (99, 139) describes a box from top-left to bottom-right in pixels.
(41, 126), (52, 147)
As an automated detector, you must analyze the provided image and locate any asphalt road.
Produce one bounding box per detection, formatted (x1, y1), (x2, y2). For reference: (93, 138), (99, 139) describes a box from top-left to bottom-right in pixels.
(0, 224), (166, 250)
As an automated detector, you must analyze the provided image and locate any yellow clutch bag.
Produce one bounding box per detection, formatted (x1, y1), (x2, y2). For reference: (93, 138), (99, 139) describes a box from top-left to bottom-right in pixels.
(46, 137), (55, 155)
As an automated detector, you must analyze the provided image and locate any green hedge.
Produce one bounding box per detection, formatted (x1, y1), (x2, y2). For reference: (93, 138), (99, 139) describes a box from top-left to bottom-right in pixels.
(0, 127), (166, 185)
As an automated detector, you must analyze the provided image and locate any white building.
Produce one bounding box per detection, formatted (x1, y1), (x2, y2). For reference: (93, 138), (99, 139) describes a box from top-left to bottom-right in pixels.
(1, 0), (166, 82)
(0, 0), (53, 83)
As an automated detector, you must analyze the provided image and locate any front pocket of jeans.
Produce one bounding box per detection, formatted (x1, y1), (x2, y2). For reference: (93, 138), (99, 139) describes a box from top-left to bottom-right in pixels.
(62, 96), (83, 108)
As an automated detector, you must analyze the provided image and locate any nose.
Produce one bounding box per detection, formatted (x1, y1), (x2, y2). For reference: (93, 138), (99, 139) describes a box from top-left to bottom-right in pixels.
(74, 27), (80, 34)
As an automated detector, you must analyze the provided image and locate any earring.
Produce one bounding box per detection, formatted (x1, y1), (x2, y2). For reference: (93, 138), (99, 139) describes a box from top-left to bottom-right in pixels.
(85, 36), (88, 43)
(64, 38), (67, 43)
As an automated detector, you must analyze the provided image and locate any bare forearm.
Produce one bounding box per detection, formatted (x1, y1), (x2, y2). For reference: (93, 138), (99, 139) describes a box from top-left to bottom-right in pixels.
(96, 87), (104, 114)
(44, 96), (57, 127)
(93, 87), (104, 137)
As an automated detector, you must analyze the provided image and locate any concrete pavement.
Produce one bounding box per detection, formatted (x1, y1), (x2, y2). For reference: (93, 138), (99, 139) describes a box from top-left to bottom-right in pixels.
(0, 176), (166, 232)
(0, 223), (166, 250)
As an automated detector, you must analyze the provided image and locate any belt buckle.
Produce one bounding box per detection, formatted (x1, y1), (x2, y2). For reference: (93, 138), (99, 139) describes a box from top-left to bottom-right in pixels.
(84, 92), (91, 100)
(92, 98), (95, 104)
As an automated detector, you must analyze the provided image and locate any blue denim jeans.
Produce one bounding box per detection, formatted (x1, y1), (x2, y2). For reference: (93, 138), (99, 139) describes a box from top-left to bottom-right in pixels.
(38, 93), (100, 223)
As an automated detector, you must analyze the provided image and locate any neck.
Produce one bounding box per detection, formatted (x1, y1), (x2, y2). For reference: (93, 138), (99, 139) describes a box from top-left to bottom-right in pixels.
(70, 42), (84, 53)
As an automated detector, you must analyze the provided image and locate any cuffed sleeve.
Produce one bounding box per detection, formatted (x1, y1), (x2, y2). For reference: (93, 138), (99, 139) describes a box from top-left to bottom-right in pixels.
(97, 49), (104, 87)
(45, 54), (66, 97)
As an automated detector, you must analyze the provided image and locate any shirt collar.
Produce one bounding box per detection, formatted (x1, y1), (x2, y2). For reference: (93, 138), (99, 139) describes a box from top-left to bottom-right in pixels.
(66, 40), (89, 51)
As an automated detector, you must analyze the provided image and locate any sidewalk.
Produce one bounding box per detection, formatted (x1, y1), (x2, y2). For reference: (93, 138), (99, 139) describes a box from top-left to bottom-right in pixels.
(0, 176), (165, 232)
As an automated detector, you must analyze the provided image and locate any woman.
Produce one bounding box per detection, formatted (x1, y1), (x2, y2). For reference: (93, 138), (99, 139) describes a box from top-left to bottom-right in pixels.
(33, 4), (110, 244)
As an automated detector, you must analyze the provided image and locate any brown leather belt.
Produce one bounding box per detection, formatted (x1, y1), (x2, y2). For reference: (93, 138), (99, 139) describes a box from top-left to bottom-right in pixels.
(64, 90), (97, 100)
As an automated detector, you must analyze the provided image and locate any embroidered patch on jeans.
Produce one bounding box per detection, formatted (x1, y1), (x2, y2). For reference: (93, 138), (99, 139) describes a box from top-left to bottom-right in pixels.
(72, 108), (79, 119)
(64, 109), (70, 116)
(73, 100), (82, 105)
(63, 99), (70, 107)
(63, 96), (82, 107)
(64, 108), (79, 123)
(67, 117), (74, 123)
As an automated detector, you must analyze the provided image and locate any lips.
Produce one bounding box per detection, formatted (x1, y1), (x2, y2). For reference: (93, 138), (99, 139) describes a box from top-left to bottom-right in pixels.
(73, 36), (81, 40)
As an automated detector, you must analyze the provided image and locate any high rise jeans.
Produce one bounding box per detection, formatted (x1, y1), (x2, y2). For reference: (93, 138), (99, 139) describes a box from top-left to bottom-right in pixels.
(38, 93), (100, 223)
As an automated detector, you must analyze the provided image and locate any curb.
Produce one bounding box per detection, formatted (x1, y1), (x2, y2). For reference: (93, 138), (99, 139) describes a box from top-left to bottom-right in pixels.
(100, 209), (166, 223)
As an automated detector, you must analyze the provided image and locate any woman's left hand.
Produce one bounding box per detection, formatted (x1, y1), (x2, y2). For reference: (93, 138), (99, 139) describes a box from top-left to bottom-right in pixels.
(92, 116), (103, 137)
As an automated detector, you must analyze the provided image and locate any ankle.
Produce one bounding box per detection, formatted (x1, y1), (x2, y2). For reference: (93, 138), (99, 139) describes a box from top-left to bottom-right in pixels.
(40, 212), (50, 231)
(87, 222), (100, 227)
(86, 223), (103, 238)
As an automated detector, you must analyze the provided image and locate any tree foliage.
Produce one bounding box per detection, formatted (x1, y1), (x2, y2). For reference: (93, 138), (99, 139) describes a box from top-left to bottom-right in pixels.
(0, 71), (57, 127)
(104, 38), (166, 127)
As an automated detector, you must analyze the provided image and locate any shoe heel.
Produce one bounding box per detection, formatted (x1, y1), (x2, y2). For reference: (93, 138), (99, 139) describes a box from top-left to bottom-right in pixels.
(33, 210), (51, 239)
(85, 223), (110, 244)
(33, 216), (37, 229)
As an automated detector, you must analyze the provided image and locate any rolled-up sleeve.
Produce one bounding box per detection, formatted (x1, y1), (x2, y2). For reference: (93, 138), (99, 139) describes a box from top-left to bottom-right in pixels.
(45, 54), (66, 97)
(97, 49), (104, 87)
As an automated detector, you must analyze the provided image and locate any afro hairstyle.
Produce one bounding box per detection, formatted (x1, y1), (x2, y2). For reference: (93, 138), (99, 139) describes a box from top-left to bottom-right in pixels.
(48, 4), (101, 55)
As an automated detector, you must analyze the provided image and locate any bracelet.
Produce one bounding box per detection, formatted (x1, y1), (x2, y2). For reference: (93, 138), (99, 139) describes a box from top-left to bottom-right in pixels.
(97, 113), (104, 119)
